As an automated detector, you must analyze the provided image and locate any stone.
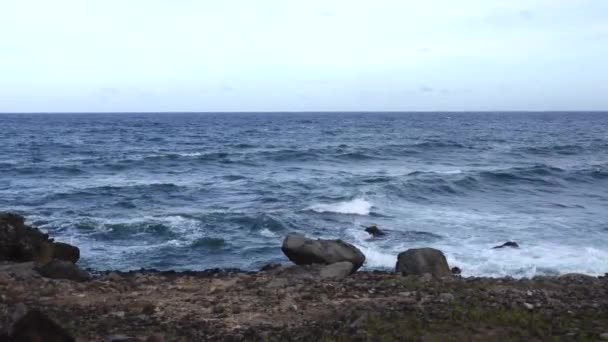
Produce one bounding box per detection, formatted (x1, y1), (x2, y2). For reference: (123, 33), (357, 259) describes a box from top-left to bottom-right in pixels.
(599, 332), (608, 340)
(0, 213), (80, 264)
(319, 262), (354, 280)
(281, 233), (365, 272)
(439, 293), (455, 302)
(363, 225), (385, 237)
(9, 309), (75, 342)
(523, 302), (534, 310)
(492, 241), (519, 249)
(451, 267), (462, 275)
(52, 242), (80, 263)
(395, 248), (451, 279)
(36, 260), (91, 282)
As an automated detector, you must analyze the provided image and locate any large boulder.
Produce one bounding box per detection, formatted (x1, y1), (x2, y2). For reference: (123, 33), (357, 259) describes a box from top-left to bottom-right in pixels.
(36, 260), (91, 282)
(281, 233), (365, 272)
(0, 213), (80, 263)
(395, 248), (451, 279)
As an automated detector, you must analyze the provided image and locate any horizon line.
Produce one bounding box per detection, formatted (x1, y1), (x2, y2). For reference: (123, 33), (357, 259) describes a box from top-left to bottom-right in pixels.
(1, 110), (607, 115)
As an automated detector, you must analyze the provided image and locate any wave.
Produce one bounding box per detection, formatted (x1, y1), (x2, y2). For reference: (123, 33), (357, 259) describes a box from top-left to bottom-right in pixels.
(306, 198), (372, 215)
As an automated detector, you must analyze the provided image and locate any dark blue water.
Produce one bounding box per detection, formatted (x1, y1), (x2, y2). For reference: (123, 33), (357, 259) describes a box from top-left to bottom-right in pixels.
(1, 112), (608, 277)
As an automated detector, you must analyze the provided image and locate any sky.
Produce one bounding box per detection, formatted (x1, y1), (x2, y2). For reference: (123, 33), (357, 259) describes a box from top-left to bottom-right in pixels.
(1, 0), (607, 112)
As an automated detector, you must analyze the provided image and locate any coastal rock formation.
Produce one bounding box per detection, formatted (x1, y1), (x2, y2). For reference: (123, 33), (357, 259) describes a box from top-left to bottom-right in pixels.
(281, 233), (365, 272)
(492, 241), (519, 249)
(395, 248), (451, 278)
(0, 213), (80, 264)
(36, 260), (91, 282)
(363, 225), (386, 237)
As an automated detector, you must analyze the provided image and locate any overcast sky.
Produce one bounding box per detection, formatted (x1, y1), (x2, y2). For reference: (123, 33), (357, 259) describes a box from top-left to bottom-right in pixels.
(1, 0), (607, 112)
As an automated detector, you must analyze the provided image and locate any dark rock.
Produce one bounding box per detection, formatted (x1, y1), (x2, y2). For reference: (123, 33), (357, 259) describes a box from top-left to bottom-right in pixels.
(363, 225), (385, 237)
(451, 267), (462, 275)
(281, 233), (365, 272)
(10, 309), (75, 342)
(52, 242), (80, 263)
(395, 248), (451, 279)
(492, 241), (519, 249)
(319, 262), (354, 280)
(36, 260), (91, 282)
(0, 213), (80, 264)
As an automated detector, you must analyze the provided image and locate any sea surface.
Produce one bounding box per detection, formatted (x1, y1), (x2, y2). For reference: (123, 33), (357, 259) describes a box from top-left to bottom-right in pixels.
(1, 112), (608, 277)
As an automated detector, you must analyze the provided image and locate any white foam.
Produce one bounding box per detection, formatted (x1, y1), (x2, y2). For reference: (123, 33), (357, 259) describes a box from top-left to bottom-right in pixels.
(260, 228), (278, 238)
(307, 198), (372, 215)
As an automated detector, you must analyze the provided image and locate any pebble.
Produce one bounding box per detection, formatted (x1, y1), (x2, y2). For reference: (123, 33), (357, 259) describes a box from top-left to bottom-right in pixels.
(523, 302), (534, 310)
(600, 333), (608, 340)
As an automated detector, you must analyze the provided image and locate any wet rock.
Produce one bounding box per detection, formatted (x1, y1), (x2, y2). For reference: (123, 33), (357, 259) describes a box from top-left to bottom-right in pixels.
(9, 309), (75, 342)
(319, 262), (354, 280)
(492, 241), (519, 249)
(0, 213), (80, 263)
(363, 225), (385, 237)
(395, 248), (451, 279)
(451, 267), (462, 275)
(281, 233), (365, 272)
(52, 242), (80, 263)
(36, 260), (91, 282)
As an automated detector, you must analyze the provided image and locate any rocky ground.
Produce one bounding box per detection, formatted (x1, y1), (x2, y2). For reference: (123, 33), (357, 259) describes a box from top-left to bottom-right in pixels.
(2, 214), (608, 341)
(1, 263), (608, 341)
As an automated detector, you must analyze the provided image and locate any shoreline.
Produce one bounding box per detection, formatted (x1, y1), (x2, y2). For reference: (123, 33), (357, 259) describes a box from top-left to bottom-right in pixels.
(2, 261), (608, 341)
(2, 213), (608, 341)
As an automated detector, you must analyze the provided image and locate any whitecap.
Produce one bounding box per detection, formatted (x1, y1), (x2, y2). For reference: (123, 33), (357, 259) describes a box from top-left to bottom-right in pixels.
(306, 198), (372, 215)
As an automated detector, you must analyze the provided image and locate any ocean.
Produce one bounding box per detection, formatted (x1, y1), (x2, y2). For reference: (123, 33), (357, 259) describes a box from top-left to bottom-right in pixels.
(1, 112), (607, 278)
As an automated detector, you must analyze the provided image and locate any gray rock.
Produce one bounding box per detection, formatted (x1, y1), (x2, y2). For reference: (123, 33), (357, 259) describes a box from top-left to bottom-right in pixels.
(395, 248), (451, 279)
(281, 233), (365, 271)
(439, 293), (455, 302)
(36, 260), (91, 282)
(319, 262), (354, 280)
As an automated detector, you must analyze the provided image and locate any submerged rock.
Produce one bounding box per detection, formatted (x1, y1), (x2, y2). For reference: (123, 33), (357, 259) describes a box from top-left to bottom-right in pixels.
(492, 241), (519, 249)
(395, 248), (451, 279)
(281, 233), (365, 272)
(0, 213), (80, 263)
(363, 225), (385, 237)
(9, 309), (75, 342)
(36, 260), (91, 282)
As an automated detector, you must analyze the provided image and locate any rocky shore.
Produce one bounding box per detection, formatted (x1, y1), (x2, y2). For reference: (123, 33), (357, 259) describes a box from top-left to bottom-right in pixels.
(2, 213), (608, 341)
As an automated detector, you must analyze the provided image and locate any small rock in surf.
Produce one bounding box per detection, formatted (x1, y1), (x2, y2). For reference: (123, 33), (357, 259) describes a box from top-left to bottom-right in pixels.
(492, 241), (519, 249)
(363, 225), (386, 237)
